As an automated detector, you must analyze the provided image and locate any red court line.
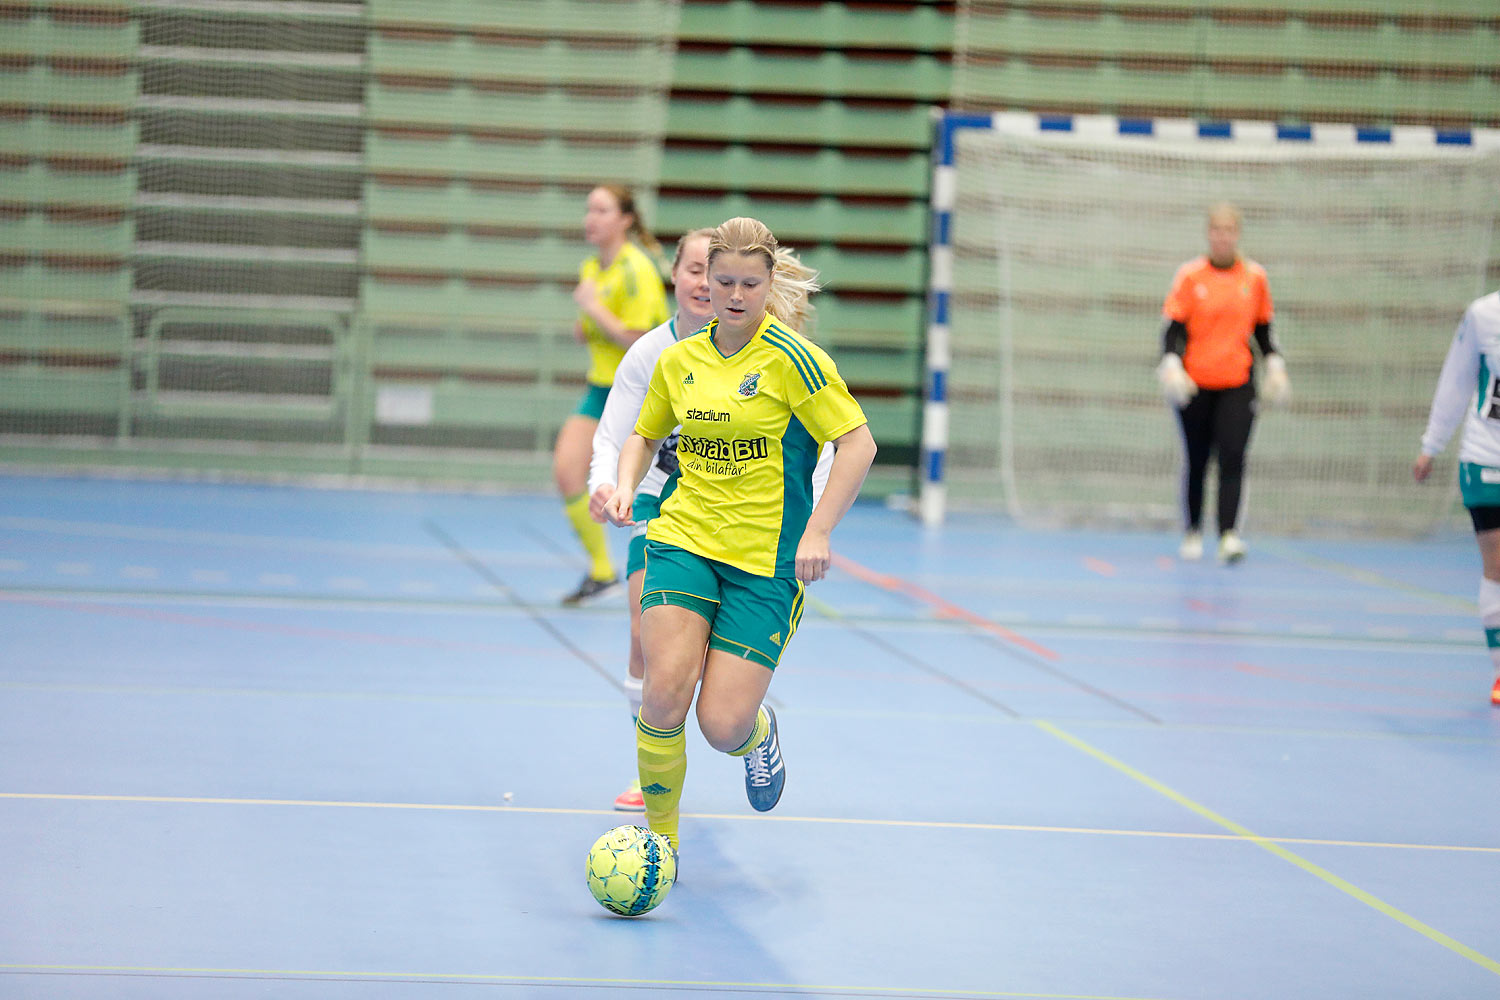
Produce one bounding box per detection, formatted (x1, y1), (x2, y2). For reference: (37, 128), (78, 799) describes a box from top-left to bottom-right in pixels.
(1084, 556), (1117, 577)
(829, 552), (1059, 661)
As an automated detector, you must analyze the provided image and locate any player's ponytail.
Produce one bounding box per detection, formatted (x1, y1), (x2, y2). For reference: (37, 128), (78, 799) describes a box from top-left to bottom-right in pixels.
(600, 183), (668, 276)
(708, 217), (821, 335)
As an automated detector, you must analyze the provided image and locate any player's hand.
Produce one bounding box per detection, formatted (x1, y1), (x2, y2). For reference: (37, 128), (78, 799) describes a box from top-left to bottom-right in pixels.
(573, 279), (602, 314)
(1413, 454), (1434, 483)
(601, 487), (635, 527)
(589, 483), (615, 523)
(573, 321), (586, 344)
(1155, 354), (1197, 408)
(1262, 354), (1291, 408)
(794, 528), (831, 583)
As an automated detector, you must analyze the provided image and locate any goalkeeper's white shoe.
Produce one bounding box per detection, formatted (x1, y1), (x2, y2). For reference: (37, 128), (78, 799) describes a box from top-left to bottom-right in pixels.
(1218, 531), (1246, 565)
(1178, 531), (1203, 561)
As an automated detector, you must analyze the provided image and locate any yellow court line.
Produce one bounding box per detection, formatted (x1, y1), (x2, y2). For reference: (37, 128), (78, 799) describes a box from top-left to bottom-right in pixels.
(0, 964), (1172, 1000)
(3, 792), (1497, 855)
(1034, 720), (1500, 977)
(1259, 541), (1477, 613)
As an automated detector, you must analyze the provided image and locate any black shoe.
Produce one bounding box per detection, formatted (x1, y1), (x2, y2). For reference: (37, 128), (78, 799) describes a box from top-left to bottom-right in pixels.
(561, 574), (621, 607)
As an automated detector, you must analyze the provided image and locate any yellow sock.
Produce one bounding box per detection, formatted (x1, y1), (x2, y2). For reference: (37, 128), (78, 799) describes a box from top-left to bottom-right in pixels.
(564, 492), (614, 581)
(728, 706), (770, 757)
(636, 717), (687, 851)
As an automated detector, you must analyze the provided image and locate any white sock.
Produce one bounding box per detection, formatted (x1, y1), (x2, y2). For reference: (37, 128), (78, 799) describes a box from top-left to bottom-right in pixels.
(1479, 577), (1500, 677)
(623, 672), (643, 722)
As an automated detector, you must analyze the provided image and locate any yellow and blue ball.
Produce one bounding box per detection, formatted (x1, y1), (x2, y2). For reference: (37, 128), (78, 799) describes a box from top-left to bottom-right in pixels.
(585, 825), (677, 916)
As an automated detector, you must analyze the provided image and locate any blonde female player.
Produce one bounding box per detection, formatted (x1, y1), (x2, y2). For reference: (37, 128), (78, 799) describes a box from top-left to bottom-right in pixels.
(1413, 290), (1500, 707)
(587, 228), (836, 812)
(603, 217), (878, 851)
(554, 185), (670, 606)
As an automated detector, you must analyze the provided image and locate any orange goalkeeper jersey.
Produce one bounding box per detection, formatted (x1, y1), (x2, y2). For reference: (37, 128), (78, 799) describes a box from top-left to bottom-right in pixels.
(1162, 256), (1274, 390)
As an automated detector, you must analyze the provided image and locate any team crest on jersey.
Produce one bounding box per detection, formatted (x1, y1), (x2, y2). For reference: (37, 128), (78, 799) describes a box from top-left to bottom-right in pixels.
(738, 372), (761, 398)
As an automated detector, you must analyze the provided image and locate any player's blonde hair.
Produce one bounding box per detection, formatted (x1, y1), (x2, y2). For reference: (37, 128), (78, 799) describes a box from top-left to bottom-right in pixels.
(1207, 201), (1243, 228)
(707, 216), (821, 334)
(597, 184), (667, 273)
(671, 227), (717, 272)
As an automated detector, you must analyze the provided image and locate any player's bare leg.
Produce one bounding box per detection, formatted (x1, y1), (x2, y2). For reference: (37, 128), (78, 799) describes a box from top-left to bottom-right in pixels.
(697, 652), (783, 811)
(1478, 527), (1500, 706)
(636, 604), (710, 849)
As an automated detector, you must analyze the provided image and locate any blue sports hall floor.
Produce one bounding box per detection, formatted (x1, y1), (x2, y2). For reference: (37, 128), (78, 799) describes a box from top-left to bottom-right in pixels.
(2, 472), (1497, 999)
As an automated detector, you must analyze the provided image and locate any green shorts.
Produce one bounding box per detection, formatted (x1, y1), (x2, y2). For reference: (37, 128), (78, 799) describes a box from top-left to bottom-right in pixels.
(1460, 462), (1500, 508)
(626, 493), (664, 577)
(575, 383), (611, 420)
(640, 539), (805, 670)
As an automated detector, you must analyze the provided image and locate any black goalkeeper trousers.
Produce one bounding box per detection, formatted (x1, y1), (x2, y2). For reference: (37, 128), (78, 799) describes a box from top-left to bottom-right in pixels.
(1176, 380), (1256, 534)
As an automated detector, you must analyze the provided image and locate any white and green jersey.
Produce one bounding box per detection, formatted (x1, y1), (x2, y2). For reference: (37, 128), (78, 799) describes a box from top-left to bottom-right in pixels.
(590, 316), (689, 504)
(1421, 292), (1500, 469)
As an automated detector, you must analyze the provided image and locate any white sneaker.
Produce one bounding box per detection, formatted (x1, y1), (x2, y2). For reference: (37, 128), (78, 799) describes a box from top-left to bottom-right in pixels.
(1218, 530), (1246, 564)
(1178, 531), (1203, 560)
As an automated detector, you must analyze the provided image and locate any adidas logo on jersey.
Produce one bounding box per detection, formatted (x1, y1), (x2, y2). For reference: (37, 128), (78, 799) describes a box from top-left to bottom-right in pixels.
(683, 372), (694, 385)
(768, 632), (781, 646)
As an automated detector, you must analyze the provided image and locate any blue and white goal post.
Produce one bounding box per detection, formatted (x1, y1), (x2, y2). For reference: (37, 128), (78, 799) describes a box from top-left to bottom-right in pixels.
(918, 110), (1500, 529)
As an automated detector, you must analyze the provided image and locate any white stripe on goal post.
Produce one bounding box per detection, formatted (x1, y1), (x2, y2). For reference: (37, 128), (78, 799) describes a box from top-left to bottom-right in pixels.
(917, 110), (1500, 527)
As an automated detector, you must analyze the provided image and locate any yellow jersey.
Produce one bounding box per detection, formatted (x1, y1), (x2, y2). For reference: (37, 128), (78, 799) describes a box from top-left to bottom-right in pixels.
(578, 241), (669, 387)
(635, 313), (868, 578)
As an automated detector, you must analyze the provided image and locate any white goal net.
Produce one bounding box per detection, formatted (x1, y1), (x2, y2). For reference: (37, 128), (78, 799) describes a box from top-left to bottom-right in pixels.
(946, 122), (1500, 535)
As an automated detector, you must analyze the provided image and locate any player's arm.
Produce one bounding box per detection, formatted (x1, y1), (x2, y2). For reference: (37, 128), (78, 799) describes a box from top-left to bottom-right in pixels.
(588, 339), (655, 520)
(1155, 319), (1195, 406)
(574, 289), (651, 349)
(1160, 318), (1188, 357)
(1415, 307), (1480, 482)
(604, 357), (675, 525)
(577, 255), (665, 349)
(602, 433), (661, 526)
(1155, 267), (1196, 405)
(796, 423), (877, 583)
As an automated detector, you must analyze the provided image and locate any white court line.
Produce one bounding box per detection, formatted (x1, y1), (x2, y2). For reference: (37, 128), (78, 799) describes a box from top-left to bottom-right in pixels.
(2, 791), (1496, 856)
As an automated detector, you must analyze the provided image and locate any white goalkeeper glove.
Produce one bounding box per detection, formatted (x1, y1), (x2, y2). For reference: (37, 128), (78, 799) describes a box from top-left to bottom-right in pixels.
(1155, 353), (1197, 407)
(1262, 354), (1291, 408)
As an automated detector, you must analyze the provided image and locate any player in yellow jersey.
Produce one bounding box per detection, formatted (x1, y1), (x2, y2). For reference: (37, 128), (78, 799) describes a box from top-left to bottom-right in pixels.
(555, 185), (670, 606)
(602, 217), (878, 852)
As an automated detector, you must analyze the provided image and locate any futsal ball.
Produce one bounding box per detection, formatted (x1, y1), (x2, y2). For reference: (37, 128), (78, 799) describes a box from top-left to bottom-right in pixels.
(585, 825), (677, 916)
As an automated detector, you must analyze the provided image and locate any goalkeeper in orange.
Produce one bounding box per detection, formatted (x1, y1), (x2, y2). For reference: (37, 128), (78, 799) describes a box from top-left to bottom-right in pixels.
(1155, 202), (1290, 564)
(602, 217), (877, 852)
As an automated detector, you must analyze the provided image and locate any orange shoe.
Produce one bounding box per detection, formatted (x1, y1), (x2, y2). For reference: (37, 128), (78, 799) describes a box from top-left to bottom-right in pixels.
(613, 779), (645, 812)
(1491, 676), (1500, 707)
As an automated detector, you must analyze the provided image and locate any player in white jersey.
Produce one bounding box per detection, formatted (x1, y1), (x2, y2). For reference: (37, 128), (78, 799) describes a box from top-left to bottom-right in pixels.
(588, 227), (834, 810)
(1413, 290), (1500, 706)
